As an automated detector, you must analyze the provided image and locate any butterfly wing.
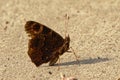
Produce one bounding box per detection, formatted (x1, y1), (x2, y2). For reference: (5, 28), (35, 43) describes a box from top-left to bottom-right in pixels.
(25, 21), (64, 66)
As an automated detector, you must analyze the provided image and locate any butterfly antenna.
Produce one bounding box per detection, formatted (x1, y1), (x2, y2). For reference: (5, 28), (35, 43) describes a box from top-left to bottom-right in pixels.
(64, 14), (70, 37)
(70, 47), (80, 65)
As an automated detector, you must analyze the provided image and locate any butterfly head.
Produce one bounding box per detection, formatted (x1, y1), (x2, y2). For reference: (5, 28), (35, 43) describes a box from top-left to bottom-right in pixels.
(64, 35), (70, 51)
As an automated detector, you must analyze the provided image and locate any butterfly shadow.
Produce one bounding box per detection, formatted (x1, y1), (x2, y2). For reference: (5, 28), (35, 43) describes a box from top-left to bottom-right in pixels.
(54, 57), (111, 66)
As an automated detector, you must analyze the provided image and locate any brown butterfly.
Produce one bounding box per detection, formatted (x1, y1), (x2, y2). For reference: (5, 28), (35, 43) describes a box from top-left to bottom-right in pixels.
(25, 21), (71, 66)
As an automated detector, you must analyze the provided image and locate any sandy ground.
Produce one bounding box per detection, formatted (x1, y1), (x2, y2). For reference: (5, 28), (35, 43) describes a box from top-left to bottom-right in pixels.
(0, 0), (120, 80)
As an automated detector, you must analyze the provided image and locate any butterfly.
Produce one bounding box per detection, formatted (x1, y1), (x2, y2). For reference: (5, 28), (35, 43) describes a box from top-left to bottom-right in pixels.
(25, 21), (71, 66)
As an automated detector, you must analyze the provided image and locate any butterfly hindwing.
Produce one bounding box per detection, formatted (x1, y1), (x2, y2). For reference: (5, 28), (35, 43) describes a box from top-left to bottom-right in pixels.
(25, 21), (65, 66)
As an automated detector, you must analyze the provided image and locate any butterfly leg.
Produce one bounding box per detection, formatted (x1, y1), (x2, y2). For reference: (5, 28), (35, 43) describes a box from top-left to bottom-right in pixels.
(49, 56), (59, 66)
(69, 47), (80, 65)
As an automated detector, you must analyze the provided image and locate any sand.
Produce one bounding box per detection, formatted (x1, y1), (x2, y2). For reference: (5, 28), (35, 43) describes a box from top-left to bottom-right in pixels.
(0, 0), (120, 80)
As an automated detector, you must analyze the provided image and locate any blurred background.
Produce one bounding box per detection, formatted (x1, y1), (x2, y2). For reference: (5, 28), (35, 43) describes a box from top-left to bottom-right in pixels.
(0, 0), (120, 80)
